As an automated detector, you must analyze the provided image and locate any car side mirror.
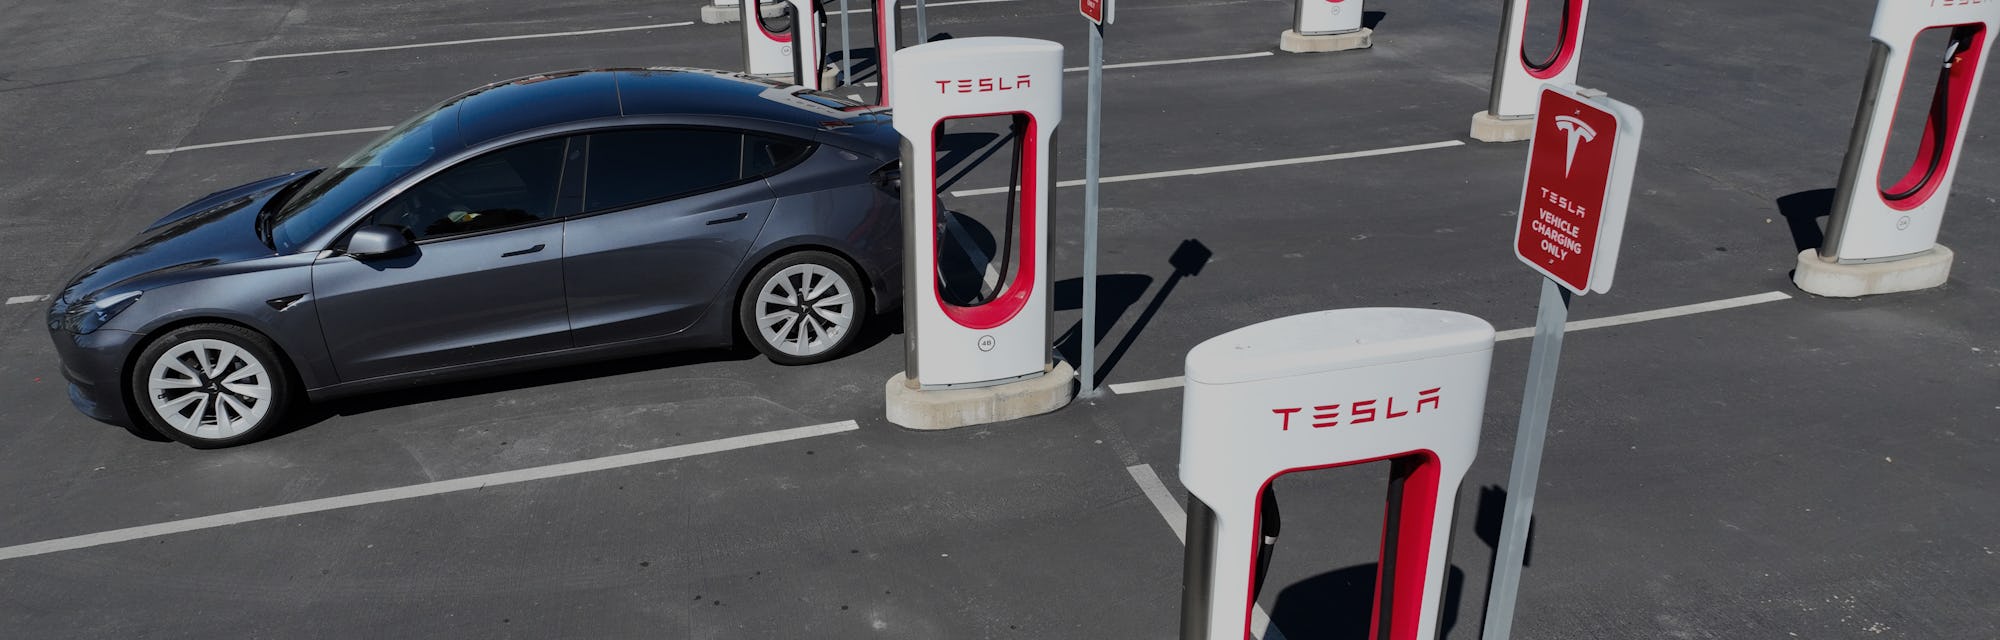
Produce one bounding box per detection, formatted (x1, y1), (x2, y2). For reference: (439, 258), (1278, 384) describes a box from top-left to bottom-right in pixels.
(346, 225), (415, 258)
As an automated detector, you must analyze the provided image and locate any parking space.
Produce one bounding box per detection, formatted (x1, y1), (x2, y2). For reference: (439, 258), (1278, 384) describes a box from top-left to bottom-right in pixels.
(3, 0), (1997, 637)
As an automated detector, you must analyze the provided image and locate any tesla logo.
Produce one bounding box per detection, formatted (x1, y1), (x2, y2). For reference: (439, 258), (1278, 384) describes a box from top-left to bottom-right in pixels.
(1272, 388), (1442, 431)
(1934, 0), (1989, 6)
(935, 75), (1034, 94)
(1554, 115), (1597, 177)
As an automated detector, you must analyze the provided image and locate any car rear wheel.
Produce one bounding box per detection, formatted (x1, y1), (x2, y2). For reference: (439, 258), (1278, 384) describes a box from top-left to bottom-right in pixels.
(129, 324), (293, 448)
(739, 251), (867, 365)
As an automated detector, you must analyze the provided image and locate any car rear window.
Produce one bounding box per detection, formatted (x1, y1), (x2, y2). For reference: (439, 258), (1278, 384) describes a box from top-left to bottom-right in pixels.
(582, 129), (746, 212)
(744, 134), (813, 178)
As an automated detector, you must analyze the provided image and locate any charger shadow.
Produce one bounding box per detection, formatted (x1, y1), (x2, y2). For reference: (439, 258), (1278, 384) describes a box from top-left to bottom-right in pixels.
(1777, 188), (1835, 253)
(1268, 563), (1465, 639)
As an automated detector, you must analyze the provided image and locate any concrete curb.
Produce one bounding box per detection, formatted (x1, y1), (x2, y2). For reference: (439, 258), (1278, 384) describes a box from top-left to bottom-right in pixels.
(1793, 245), (1953, 297)
(1470, 110), (1535, 143)
(885, 361), (1078, 430)
(1279, 28), (1372, 53)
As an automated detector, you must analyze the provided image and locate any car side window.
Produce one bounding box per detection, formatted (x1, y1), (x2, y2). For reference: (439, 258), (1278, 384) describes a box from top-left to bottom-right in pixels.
(367, 137), (569, 242)
(744, 134), (813, 178)
(583, 129), (747, 212)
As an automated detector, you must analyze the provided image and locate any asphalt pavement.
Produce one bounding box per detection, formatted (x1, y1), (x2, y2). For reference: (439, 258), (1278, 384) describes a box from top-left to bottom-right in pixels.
(0, 0), (1995, 638)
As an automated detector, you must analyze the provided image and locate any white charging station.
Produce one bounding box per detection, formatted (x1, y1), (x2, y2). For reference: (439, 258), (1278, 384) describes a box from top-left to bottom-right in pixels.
(741, 0), (797, 76)
(740, 0), (899, 105)
(1797, 0), (2000, 296)
(1280, 0), (1371, 53)
(703, 0), (744, 24)
(883, 37), (1074, 430)
(1472, 0), (1591, 142)
(1177, 308), (1494, 640)
(785, 0), (827, 89)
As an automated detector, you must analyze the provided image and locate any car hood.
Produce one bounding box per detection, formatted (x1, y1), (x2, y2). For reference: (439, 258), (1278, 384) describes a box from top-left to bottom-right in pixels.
(55, 172), (306, 308)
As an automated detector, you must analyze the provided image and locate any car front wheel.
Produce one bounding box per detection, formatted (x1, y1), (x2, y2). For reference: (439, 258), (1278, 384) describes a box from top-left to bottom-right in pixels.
(129, 323), (293, 448)
(739, 251), (867, 366)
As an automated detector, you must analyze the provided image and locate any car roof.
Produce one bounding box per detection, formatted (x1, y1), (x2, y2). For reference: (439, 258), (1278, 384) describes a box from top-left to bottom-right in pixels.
(448, 68), (884, 146)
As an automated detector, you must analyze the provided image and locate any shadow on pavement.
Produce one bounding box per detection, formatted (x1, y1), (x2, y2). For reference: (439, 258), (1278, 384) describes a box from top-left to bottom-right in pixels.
(1777, 188), (1835, 253)
(1269, 563), (1465, 639)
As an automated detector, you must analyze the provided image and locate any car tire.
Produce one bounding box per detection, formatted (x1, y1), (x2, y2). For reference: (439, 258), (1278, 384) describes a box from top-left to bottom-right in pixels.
(738, 251), (868, 366)
(128, 323), (294, 448)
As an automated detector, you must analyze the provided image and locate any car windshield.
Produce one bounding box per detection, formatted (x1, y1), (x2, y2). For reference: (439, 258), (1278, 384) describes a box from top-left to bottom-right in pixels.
(265, 106), (455, 252)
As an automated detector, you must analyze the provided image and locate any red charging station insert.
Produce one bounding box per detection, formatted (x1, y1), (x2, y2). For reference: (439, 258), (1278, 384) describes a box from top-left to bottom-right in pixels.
(1516, 89), (1619, 293)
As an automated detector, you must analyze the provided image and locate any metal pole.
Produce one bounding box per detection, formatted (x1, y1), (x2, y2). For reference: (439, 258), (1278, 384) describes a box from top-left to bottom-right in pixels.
(1481, 277), (1571, 640)
(1080, 22), (1104, 398)
(839, 0), (853, 85)
(915, 0), (928, 42)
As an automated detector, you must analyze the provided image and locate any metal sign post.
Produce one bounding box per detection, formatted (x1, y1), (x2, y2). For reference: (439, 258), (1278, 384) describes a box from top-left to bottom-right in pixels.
(1483, 83), (1643, 640)
(1078, 0), (1110, 397)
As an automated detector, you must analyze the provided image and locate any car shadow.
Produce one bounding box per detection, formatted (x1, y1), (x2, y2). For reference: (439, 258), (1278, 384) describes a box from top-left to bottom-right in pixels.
(267, 310), (904, 440)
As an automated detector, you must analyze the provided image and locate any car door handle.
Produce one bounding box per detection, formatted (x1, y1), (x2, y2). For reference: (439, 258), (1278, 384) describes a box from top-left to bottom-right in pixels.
(501, 244), (545, 258)
(706, 212), (749, 225)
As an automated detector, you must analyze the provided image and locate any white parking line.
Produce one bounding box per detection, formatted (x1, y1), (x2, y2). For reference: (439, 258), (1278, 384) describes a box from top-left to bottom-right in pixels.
(1107, 291), (1796, 395)
(949, 140), (1466, 197)
(1065, 51), (1271, 73)
(1107, 376), (1184, 396)
(1127, 464), (1288, 640)
(856, 51), (1268, 87)
(5, 295), (49, 305)
(145, 126), (393, 155)
(829, 0), (1024, 15)
(1491, 290), (1792, 341)
(149, 50), (1278, 156)
(0, 421), (858, 562)
(232, 22), (695, 63)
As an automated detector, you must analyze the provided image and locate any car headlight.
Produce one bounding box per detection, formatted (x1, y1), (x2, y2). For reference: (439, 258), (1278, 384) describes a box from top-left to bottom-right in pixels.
(61, 291), (142, 335)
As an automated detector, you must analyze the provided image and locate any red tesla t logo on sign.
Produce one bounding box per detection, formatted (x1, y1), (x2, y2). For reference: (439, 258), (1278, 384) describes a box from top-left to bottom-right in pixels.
(1516, 89), (1620, 293)
(1080, 0), (1109, 25)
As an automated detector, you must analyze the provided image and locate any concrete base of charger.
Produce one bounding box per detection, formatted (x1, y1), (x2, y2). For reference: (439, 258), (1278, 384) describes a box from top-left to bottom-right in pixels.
(700, 3), (785, 23)
(1470, 110), (1536, 143)
(1279, 28), (1372, 53)
(885, 361), (1077, 430)
(1793, 245), (1953, 297)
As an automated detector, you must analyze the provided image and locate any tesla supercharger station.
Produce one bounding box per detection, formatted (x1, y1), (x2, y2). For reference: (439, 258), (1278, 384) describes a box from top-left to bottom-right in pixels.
(1471, 0), (1591, 142)
(1178, 308), (1495, 640)
(741, 0), (899, 105)
(1280, 0), (1372, 53)
(883, 37), (1075, 430)
(1796, 0), (2000, 297)
(741, 0), (796, 76)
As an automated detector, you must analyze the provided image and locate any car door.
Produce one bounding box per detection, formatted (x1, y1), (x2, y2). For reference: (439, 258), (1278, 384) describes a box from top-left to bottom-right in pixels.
(562, 128), (809, 346)
(312, 136), (576, 382)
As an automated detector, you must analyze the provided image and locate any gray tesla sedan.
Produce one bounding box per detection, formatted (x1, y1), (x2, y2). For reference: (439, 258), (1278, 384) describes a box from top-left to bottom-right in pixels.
(47, 68), (904, 448)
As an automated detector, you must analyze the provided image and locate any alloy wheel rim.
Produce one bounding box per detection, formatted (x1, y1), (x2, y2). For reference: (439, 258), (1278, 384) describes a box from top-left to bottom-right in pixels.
(147, 339), (272, 439)
(755, 264), (855, 357)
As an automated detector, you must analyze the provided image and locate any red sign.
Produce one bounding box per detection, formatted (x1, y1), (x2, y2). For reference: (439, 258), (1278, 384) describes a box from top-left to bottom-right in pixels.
(1515, 89), (1621, 293)
(1080, 0), (1110, 25)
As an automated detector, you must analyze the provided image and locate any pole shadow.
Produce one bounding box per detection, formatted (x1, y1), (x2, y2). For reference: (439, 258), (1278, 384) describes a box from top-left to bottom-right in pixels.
(1474, 484), (1535, 637)
(1052, 273), (1154, 367)
(1268, 563), (1466, 639)
(1363, 11), (1387, 30)
(1776, 188), (1836, 253)
(1088, 239), (1211, 387)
